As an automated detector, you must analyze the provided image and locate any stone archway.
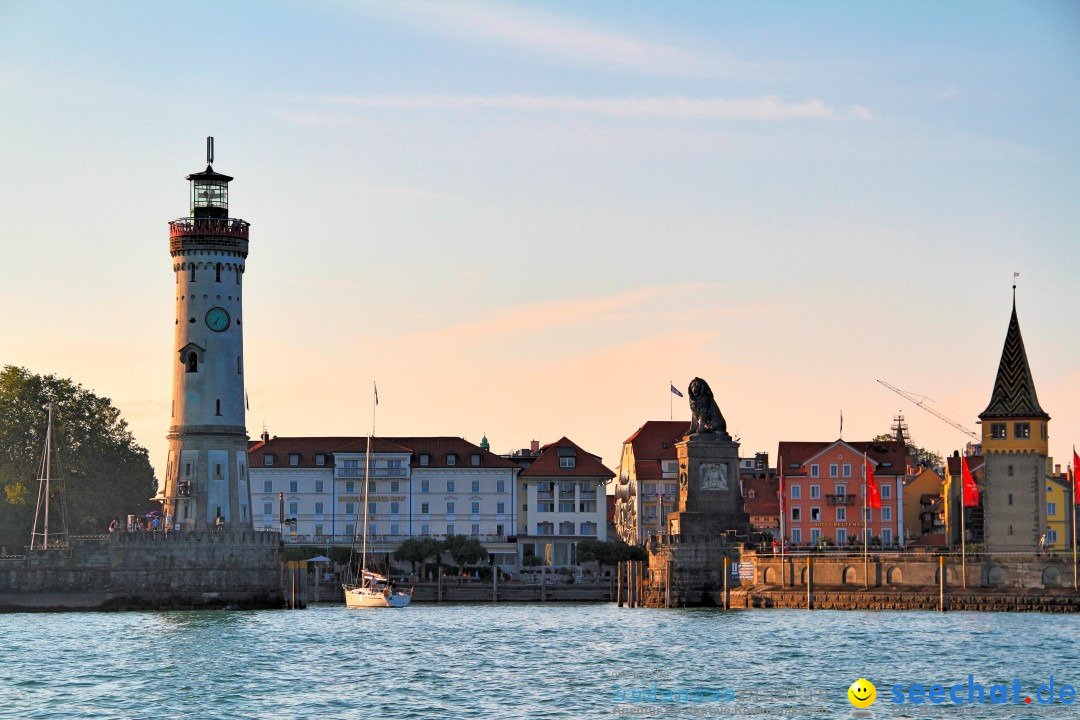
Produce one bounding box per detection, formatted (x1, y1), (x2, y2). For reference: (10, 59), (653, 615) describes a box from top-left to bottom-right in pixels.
(987, 566), (1006, 586)
(886, 566), (903, 585)
(764, 566), (777, 584)
(801, 567), (810, 584)
(843, 566), (858, 584)
(1042, 567), (1061, 587)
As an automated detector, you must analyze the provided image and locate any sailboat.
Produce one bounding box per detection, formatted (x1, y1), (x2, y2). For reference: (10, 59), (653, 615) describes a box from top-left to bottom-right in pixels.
(342, 387), (411, 609)
(30, 404), (69, 550)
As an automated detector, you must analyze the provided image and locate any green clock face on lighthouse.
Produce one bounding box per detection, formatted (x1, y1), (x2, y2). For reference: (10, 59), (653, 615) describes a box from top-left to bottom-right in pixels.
(205, 307), (230, 332)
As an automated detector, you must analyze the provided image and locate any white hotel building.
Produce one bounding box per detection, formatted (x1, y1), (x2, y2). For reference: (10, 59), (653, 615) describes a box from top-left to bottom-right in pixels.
(248, 433), (520, 567)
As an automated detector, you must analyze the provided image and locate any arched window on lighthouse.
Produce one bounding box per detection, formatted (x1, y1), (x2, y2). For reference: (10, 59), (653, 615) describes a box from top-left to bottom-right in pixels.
(186, 353), (198, 373)
(191, 265), (197, 282)
(215, 263), (222, 282)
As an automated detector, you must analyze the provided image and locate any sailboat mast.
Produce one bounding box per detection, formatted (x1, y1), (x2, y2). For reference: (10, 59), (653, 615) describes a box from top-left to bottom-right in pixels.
(362, 431), (371, 578)
(43, 405), (51, 547)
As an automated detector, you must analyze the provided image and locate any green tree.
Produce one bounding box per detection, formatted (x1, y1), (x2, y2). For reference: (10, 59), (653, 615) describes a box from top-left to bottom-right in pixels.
(873, 433), (944, 470)
(0, 366), (158, 548)
(575, 538), (645, 567)
(395, 537), (445, 574)
(443, 534), (488, 568)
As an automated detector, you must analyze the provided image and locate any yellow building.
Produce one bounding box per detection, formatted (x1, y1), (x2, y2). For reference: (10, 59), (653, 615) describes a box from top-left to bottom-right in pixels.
(1045, 469), (1074, 550)
(903, 466), (945, 544)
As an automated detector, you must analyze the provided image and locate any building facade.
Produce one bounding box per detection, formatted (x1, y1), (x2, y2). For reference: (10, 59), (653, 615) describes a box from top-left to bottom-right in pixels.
(978, 295), (1050, 552)
(903, 466), (946, 544)
(943, 452), (984, 546)
(247, 434), (520, 567)
(514, 437), (613, 566)
(161, 146), (254, 531)
(613, 421), (686, 544)
(777, 439), (907, 547)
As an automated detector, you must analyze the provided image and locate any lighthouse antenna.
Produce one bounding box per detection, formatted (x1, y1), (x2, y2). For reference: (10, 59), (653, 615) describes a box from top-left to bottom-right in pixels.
(207, 136), (214, 165)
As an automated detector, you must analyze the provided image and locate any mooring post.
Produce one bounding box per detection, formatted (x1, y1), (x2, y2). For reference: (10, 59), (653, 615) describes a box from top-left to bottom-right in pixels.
(665, 559), (672, 608)
(492, 567), (497, 603)
(723, 556), (729, 610)
(617, 561), (623, 607)
(438, 568), (443, 603)
(939, 555), (946, 612)
(807, 556), (813, 610)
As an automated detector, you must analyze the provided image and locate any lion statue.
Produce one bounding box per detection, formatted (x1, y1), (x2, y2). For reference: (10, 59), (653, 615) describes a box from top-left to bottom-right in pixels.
(687, 377), (727, 435)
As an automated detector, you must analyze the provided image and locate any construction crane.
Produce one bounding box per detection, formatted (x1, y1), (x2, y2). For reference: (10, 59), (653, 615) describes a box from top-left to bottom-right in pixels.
(876, 379), (981, 442)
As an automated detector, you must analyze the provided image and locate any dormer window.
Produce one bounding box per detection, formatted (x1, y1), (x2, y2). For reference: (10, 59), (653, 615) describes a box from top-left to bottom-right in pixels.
(560, 456), (576, 469)
(263, 454), (275, 466)
(315, 454), (326, 466)
(446, 453), (457, 466)
(471, 453), (481, 466)
(289, 453), (300, 466)
(419, 454), (430, 466)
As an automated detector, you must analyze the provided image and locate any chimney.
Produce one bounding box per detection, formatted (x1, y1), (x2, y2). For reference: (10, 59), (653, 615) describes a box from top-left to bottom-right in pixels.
(1055, 464), (1061, 475)
(530, 439), (540, 453)
(261, 429), (270, 443)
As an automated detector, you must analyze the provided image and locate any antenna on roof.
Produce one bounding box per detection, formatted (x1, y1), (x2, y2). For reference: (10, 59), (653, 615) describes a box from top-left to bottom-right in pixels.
(207, 136), (214, 165)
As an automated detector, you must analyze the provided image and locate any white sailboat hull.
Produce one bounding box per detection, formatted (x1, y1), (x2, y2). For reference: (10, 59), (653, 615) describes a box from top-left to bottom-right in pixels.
(343, 585), (411, 608)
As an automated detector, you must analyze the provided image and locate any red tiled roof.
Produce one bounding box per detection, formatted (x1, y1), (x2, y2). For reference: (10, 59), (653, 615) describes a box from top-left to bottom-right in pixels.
(519, 436), (614, 478)
(743, 475), (780, 516)
(624, 420), (687, 480)
(246, 435), (518, 469)
(777, 439), (909, 476)
(946, 455), (984, 475)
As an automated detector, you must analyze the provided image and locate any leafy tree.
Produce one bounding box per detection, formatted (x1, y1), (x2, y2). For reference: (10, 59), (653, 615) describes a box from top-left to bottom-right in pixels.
(873, 433), (944, 470)
(395, 537), (445, 574)
(521, 555), (544, 567)
(576, 538), (646, 567)
(443, 534), (488, 568)
(0, 366), (158, 548)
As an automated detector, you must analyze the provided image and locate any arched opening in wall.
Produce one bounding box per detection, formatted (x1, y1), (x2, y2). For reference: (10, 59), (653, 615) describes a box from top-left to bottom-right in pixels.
(987, 566), (1006, 586)
(764, 567), (777, 584)
(800, 567), (810, 584)
(235, 268), (241, 284)
(186, 353), (198, 373)
(1042, 567), (1061, 587)
(215, 263), (222, 282)
(215, 399), (221, 416)
(887, 567), (903, 585)
(191, 265), (197, 282)
(843, 566), (857, 584)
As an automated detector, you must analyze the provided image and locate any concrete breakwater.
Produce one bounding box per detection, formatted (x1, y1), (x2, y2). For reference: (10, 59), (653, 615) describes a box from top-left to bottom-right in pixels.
(0, 531), (285, 612)
(306, 579), (614, 604)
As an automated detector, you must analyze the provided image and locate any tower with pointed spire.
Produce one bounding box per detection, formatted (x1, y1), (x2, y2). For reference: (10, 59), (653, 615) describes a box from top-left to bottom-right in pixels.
(978, 290), (1050, 552)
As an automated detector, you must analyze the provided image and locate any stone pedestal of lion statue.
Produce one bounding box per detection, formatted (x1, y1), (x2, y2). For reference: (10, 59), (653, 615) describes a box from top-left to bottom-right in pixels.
(643, 377), (750, 607)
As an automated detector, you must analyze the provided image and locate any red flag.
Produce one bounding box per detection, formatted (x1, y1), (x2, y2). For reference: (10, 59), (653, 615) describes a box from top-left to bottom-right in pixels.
(961, 455), (980, 507)
(1073, 447), (1079, 505)
(864, 457), (882, 509)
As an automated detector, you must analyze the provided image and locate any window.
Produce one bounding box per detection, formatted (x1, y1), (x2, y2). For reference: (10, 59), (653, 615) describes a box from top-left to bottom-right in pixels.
(289, 502), (298, 515)
(391, 481), (399, 493)
(644, 483), (656, 496)
(881, 484), (891, 499)
(237, 356), (242, 374)
(497, 480), (506, 493)
(191, 265), (197, 282)
(345, 481), (355, 493)
(447, 501), (455, 514)
(497, 502), (505, 514)
(345, 503), (355, 515)
(215, 399), (221, 416)
(472, 480), (480, 493)
(289, 454), (300, 466)
(829, 463), (838, 478)
(447, 480), (455, 493)
(537, 501), (554, 513)
(810, 485), (820, 499)
(447, 524), (455, 535)
(810, 507), (821, 521)
(471, 524), (480, 536)
(835, 485), (846, 498)
(421, 502), (430, 514)
(881, 506), (892, 521)
(536, 522), (554, 536)
(791, 528), (802, 544)
(390, 523), (400, 536)
(263, 454), (274, 466)
(421, 523), (430, 535)
(810, 464), (820, 478)
(391, 502), (400, 515)
(991, 423), (1007, 439)
(263, 502), (272, 515)
(496, 524), (504, 536)
(1048, 529), (1058, 543)
(315, 480), (323, 493)
(1008, 466), (1014, 477)
(421, 480), (429, 493)
(471, 453), (481, 466)
(1048, 502), (1058, 516)
(864, 508), (873, 522)
(368, 502), (376, 516)
(791, 508), (801, 521)
(314, 502), (324, 515)
(314, 524), (323, 535)
(419, 454), (430, 466)
(1008, 493), (1013, 505)
(559, 521), (575, 535)
(471, 501), (480, 514)
(1014, 422), (1031, 439)
(580, 522), (596, 536)
(836, 529), (847, 545)
(560, 456), (577, 469)
(843, 463), (852, 478)
(289, 481), (298, 493)
(345, 523), (355, 536)
(315, 454), (325, 466)
(836, 507), (847, 522)
(184, 462), (192, 478)
(215, 263), (222, 282)
(790, 485), (801, 500)
(263, 481), (272, 493)
(559, 501), (574, 513)
(882, 528), (892, 545)
(579, 501), (597, 513)
(810, 528), (820, 545)
(446, 454), (457, 466)
(369, 481), (377, 493)
(1008, 524), (1013, 536)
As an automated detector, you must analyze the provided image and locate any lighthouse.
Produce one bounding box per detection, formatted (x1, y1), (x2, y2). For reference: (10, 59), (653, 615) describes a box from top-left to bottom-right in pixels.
(162, 138), (253, 531)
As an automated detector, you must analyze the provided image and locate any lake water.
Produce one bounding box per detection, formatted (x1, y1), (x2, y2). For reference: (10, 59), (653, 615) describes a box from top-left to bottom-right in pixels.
(2, 604), (1078, 719)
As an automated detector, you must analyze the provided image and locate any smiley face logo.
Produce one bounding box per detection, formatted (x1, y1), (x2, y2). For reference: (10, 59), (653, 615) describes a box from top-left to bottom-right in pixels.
(848, 678), (877, 709)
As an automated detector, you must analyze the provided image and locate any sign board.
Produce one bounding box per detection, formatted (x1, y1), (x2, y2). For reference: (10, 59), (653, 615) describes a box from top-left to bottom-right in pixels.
(737, 561), (754, 580)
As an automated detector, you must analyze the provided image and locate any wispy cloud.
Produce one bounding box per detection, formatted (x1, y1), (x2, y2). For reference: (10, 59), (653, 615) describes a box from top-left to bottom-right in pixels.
(296, 94), (869, 121)
(339, 0), (710, 76)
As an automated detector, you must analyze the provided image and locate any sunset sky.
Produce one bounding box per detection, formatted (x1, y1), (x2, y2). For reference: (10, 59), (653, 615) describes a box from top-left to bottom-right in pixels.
(2, 1), (1078, 485)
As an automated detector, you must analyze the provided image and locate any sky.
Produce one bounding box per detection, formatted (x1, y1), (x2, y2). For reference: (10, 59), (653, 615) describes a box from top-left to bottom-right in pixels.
(1, 0), (1078, 487)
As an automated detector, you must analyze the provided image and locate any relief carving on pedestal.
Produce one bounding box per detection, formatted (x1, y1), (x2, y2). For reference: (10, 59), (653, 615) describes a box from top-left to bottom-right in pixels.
(699, 462), (728, 491)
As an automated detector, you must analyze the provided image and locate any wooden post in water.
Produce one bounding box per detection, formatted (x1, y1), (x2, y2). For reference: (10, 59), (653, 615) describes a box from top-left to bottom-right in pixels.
(541, 565), (547, 603)
(617, 561), (623, 607)
(939, 555), (946, 612)
(437, 568), (443, 603)
(722, 557), (729, 610)
(665, 559), (672, 608)
(314, 563), (320, 604)
(806, 556), (813, 610)
(492, 567), (497, 603)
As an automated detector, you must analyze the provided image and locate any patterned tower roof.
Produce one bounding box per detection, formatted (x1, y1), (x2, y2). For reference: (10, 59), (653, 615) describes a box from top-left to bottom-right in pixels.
(979, 299), (1049, 420)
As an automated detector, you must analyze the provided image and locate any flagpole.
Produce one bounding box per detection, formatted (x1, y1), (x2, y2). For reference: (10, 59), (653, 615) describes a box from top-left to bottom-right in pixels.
(961, 482), (967, 590)
(863, 452), (868, 588)
(669, 380), (673, 420)
(1072, 451), (1077, 591)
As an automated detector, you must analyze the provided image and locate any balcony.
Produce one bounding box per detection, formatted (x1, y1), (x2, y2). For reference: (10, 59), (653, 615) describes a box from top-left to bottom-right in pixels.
(537, 491), (554, 500)
(826, 494), (857, 506)
(558, 491), (575, 500)
(168, 217), (249, 253)
(336, 467), (407, 478)
(579, 490), (597, 500)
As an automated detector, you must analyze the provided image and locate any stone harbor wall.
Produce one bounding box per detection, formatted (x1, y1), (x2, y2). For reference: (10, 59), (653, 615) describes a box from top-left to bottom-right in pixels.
(0, 530), (285, 611)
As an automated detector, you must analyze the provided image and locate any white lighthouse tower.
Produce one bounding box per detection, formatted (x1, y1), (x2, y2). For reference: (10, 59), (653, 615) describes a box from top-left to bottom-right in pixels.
(162, 138), (253, 531)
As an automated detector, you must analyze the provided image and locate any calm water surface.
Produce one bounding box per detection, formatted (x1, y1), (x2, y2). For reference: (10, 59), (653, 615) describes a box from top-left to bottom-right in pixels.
(2, 604), (1078, 719)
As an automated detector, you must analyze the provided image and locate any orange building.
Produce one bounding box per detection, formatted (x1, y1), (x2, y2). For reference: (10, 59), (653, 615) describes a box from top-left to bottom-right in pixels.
(777, 439), (908, 548)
